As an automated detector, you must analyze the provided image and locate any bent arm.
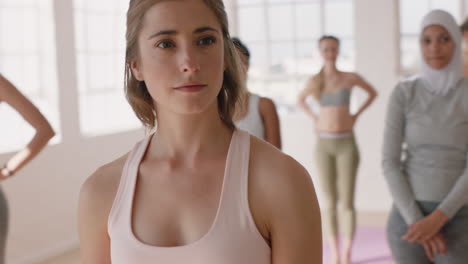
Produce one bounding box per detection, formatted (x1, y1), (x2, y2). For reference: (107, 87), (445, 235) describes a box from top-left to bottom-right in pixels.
(259, 97), (282, 149)
(0, 75), (55, 177)
(297, 78), (318, 121)
(437, 153), (468, 219)
(382, 84), (423, 225)
(352, 73), (378, 118)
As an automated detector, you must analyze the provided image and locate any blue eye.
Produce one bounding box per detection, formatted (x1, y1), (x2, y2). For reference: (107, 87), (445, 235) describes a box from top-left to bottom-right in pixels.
(157, 41), (174, 49)
(198, 37), (216, 46)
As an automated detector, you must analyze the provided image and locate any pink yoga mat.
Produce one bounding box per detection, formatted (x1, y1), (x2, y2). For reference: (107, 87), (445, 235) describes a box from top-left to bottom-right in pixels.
(323, 226), (393, 264)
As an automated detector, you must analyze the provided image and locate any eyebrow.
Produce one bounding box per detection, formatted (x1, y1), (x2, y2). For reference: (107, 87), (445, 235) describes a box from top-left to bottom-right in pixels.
(147, 26), (219, 40)
(194, 27), (219, 34)
(422, 33), (451, 38)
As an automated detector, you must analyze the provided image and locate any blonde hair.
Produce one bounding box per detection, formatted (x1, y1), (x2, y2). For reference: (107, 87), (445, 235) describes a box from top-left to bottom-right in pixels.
(124, 0), (245, 130)
(310, 35), (340, 101)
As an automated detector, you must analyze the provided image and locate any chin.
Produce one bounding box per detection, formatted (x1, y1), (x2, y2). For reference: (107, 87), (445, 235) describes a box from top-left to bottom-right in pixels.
(429, 63), (447, 70)
(178, 100), (217, 116)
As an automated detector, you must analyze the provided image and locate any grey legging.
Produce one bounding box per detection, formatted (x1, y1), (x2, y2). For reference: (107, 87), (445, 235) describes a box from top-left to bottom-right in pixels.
(0, 188), (7, 264)
(315, 135), (360, 239)
(387, 201), (468, 264)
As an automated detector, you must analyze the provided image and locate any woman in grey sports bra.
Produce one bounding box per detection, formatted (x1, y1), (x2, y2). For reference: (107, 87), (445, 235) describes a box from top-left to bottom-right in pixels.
(0, 74), (55, 263)
(320, 89), (351, 108)
(298, 35), (377, 264)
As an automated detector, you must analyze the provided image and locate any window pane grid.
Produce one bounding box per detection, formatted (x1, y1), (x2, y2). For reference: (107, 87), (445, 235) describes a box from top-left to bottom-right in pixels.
(0, 2), (45, 97)
(234, 0), (354, 107)
(74, 0), (126, 93)
(73, 0), (140, 136)
(0, 0), (59, 152)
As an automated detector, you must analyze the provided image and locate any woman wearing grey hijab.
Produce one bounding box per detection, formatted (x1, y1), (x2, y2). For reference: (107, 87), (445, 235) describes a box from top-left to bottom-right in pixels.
(383, 10), (468, 263)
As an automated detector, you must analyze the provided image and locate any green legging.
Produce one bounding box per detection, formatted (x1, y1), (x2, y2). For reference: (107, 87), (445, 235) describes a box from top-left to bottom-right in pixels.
(315, 136), (360, 239)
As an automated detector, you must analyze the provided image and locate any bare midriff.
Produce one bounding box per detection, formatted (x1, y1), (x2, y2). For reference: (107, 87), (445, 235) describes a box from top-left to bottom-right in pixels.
(316, 106), (354, 133)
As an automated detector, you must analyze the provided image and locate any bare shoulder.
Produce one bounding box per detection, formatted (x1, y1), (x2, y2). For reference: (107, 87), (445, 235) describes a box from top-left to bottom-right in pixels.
(343, 71), (359, 78)
(248, 136), (321, 260)
(78, 151), (131, 261)
(79, 153), (129, 218)
(248, 136), (318, 220)
(249, 136), (312, 195)
(305, 75), (319, 89)
(298, 76), (318, 98)
(258, 97), (276, 111)
(343, 71), (360, 82)
(259, 96), (274, 105)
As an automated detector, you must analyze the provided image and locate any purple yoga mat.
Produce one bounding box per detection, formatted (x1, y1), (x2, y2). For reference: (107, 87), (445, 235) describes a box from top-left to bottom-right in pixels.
(323, 226), (393, 264)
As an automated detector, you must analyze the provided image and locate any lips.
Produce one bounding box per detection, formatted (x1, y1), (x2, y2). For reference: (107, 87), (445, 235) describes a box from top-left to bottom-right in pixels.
(174, 83), (207, 93)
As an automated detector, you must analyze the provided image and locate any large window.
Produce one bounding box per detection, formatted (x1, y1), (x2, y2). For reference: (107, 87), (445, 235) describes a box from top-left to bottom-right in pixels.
(74, 0), (140, 136)
(0, 0), (59, 152)
(399, 0), (467, 75)
(232, 0), (355, 111)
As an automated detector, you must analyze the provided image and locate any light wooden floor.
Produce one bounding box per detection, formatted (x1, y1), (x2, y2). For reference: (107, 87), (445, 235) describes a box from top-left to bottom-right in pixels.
(39, 249), (80, 264)
(39, 211), (388, 264)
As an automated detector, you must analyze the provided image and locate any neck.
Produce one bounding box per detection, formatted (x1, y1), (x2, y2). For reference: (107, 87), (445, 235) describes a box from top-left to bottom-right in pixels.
(149, 104), (233, 162)
(323, 62), (338, 75)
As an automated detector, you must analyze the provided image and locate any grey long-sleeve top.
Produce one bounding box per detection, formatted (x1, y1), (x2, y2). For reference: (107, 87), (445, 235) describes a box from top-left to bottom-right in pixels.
(383, 78), (468, 225)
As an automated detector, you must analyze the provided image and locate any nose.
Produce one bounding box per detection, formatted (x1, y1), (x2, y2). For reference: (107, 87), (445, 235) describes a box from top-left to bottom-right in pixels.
(429, 41), (441, 54)
(179, 47), (200, 73)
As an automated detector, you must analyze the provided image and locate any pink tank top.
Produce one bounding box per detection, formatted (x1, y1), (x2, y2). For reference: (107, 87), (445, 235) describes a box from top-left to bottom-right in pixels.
(108, 130), (271, 263)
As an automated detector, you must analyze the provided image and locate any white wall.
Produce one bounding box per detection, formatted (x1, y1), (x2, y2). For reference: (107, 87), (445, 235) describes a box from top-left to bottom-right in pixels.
(0, 0), (401, 262)
(352, 0), (399, 211)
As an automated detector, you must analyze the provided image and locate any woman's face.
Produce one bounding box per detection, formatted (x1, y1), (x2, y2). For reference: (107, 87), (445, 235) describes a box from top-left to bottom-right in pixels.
(421, 25), (455, 70)
(319, 39), (339, 63)
(131, 0), (225, 116)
